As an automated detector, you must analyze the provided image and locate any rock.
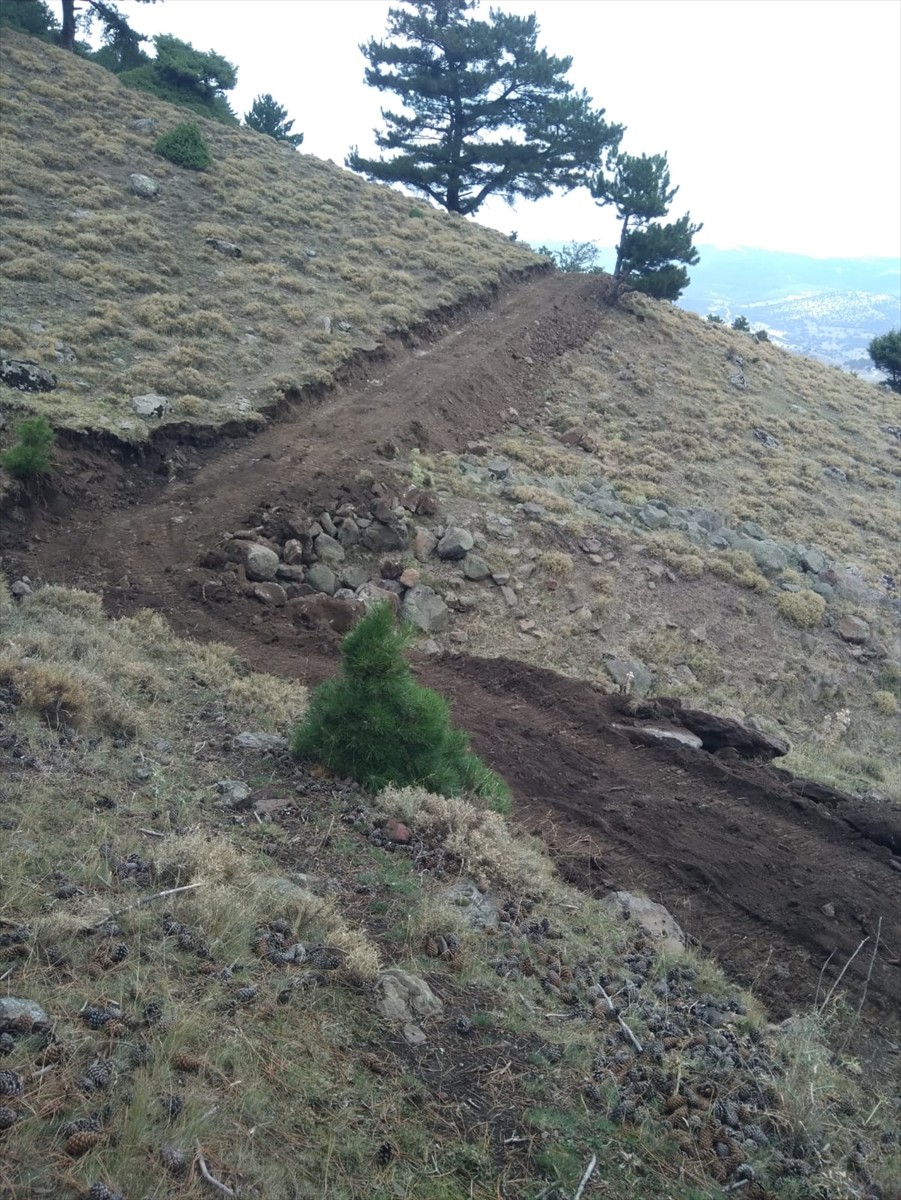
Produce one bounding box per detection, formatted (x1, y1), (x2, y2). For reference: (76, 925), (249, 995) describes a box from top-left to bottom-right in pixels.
(834, 615), (870, 644)
(820, 902), (836, 918)
(131, 392), (170, 419)
(131, 118), (156, 133)
(823, 465), (847, 484)
(615, 724), (704, 750)
(234, 732), (287, 752)
(361, 520), (408, 553)
(54, 342), (77, 364)
(240, 543), (280, 582)
(413, 527), (438, 562)
(462, 554), (491, 581)
(522, 502), (546, 520)
(215, 780), (252, 809)
(0, 358), (57, 392)
(749, 539), (789, 573)
(729, 370), (748, 389)
(499, 585), (518, 608)
(341, 565), (371, 590)
(337, 517), (360, 547)
(204, 237), (242, 258)
(638, 504), (670, 530)
(738, 520), (766, 540)
(290, 594), (364, 634)
(798, 546), (827, 574)
(314, 533), (345, 565)
(384, 818), (412, 845)
(318, 511), (337, 537)
(401, 585), (449, 633)
(275, 564), (305, 582)
(375, 968), (443, 1025)
(251, 582), (287, 606)
(0, 997), (49, 1030)
(357, 582), (401, 615)
(599, 891), (685, 957)
(437, 527), (474, 560)
(446, 880), (498, 929)
(820, 567), (874, 604)
(486, 458), (512, 478)
(605, 658), (654, 697)
(752, 427), (779, 449)
(485, 513), (515, 539)
(305, 563), (338, 595)
(10, 580), (32, 598)
(128, 172), (159, 199)
(639, 701), (789, 759)
(398, 567), (420, 588)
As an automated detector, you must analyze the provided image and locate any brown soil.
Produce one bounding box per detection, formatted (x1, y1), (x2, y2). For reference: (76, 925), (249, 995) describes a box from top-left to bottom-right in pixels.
(3, 270), (899, 1051)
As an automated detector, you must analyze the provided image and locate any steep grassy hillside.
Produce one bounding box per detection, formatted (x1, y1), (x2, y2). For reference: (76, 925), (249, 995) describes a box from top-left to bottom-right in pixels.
(1, 579), (897, 1199)
(0, 32), (539, 440)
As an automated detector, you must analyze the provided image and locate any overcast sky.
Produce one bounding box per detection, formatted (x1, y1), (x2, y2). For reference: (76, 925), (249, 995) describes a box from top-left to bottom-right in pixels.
(91, 0), (901, 259)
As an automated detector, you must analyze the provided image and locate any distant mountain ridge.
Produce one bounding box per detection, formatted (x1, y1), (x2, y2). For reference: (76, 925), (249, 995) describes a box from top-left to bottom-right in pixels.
(679, 247), (901, 377)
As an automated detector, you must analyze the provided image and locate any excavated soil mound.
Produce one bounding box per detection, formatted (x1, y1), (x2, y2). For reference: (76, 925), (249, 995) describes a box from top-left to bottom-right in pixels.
(3, 271), (899, 1052)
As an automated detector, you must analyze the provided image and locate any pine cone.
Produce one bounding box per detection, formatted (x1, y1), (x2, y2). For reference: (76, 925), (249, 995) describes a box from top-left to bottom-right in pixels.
(559, 965), (574, 982)
(0, 1105), (20, 1130)
(424, 937), (439, 958)
(0, 1032), (15, 1056)
(61, 1115), (102, 1139)
(698, 1124), (715, 1152)
(235, 986), (258, 1004)
(375, 1141), (394, 1166)
(142, 1001), (163, 1025)
(82, 1007), (113, 1031)
(172, 1051), (202, 1073)
(86, 1184), (123, 1200)
(0, 1070), (23, 1097)
(520, 957), (536, 977)
(65, 1129), (103, 1156)
(161, 1092), (183, 1120)
(161, 1144), (188, 1175)
(664, 1094), (687, 1114)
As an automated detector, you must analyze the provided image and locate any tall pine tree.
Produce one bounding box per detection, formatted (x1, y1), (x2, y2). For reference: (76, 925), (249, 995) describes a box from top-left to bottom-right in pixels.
(244, 94), (304, 146)
(348, 0), (622, 215)
(592, 151), (701, 301)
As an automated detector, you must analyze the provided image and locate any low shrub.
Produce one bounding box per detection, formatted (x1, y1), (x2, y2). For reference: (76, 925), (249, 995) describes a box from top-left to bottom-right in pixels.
(1, 415), (54, 478)
(777, 589), (827, 628)
(291, 604), (511, 811)
(873, 690), (899, 715)
(154, 121), (211, 170)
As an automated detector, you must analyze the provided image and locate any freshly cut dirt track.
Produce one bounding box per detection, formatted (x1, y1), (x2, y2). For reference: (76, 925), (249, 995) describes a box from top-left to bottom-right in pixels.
(3, 271), (899, 1048)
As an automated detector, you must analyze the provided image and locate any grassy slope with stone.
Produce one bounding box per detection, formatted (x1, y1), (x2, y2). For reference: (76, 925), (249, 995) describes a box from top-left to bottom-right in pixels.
(0, 31), (538, 444)
(2, 579), (899, 1200)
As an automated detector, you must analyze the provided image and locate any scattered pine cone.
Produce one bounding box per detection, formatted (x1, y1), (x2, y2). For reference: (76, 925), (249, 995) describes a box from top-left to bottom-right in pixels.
(698, 1124), (715, 1152)
(424, 937), (439, 958)
(0, 1105), (20, 1130)
(664, 1094), (687, 1114)
(61, 1115), (102, 1139)
(235, 986), (258, 1004)
(142, 1001), (163, 1025)
(161, 1144), (188, 1175)
(172, 1051), (202, 1073)
(65, 1129), (103, 1157)
(161, 1092), (183, 1120)
(375, 1141), (394, 1166)
(0, 1033), (14, 1057)
(0, 1070), (23, 1098)
(86, 1184), (123, 1200)
(559, 965), (574, 982)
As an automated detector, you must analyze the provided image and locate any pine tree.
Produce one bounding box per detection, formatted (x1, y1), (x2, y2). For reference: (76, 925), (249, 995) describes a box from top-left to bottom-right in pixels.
(347, 0), (622, 215)
(244, 94), (304, 147)
(119, 34), (239, 124)
(867, 329), (901, 391)
(592, 151), (701, 301)
(58, 0), (156, 56)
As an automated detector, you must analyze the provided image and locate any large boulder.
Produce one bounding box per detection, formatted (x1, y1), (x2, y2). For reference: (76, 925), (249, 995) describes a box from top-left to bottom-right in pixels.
(1, 358), (57, 392)
(128, 172), (159, 199)
(361, 520), (408, 553)
(401, 585), (450, 633)
(605, 657), (654, 698)
(241, 543), (280, 582)
(600, 891), (685, 957)
(131, 392), (170, 420)
(305, 563), (337, 595)
(314, 533), (345, 565)
(437, 527), (474, 560)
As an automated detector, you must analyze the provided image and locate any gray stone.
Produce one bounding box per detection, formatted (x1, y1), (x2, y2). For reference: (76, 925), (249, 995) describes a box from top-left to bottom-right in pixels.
(131, 392), (170, 419)
(128, 172), (159, 199)
(638, 504), (671, 530)
(337, 518), (360, 547)
(413, 526), (438, 562)
(215, 779), (252, 809)
(587, 495), (629, 519)
(823, 465), (847, 484)
(10, 580), (32, 597)
(605, 657), (654, 697)
(314, 533), (345, 565)
(834, 615), (870, 644)
(437, 526), (474, 560)
(462, 554), (491, 581)
(1, 358), (57, 392)
(319, 511), (337, 537)
(729, 535), (789, 572)
(341, 565), (371, 590)
(626, 724), (703, 750)
(499, 585), (518, 608)
(522, 502), (546, 520)
(401, 585), (450, 633)
(361, 521), (408, 553)
(485, 513), (515, 539)
(204, 237), (242, 258)
(446, 880), (498, 929)
(0, 997), (49, 1029)
(799, 546), (827, 574)
(599, 891), (685, 957)
(54, 342), (77, 364)
(376, 968), (443, 1029)
(486, 458), (512, 479)
(687, 507), (724, 532)
(275, 564), (305, 582)
(357, 583), (400, 614)
(738, 520), (766, 540)
(234, 732), (288, 751)
(242, 543), (280, 582)
(251, 582), (287, 606)
(306, 563), (337, 595)
(130, 118), (156, 133)
(334, 587), (356, 601)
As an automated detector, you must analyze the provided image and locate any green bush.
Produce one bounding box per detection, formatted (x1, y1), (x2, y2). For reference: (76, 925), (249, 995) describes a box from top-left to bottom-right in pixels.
(1, 416), (55, 479)
(732, 315), (750, 332)
(291, 604), (511, 812)
(154, 121), (212, 170)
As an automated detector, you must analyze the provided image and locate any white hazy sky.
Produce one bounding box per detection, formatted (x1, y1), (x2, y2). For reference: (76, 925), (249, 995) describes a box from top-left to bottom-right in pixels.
(84, 0), (901, 259)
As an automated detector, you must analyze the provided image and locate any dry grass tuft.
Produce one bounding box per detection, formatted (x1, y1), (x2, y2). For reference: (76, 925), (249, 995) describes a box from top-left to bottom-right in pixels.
(777, 589), (827, 628)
